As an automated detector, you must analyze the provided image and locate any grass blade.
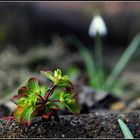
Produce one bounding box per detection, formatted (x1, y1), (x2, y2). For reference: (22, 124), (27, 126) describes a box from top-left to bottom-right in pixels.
(104, 33), (140, 90)
(118, 119), (134, 139)
(94, 32), (104, 73)
(94, 32), (104, 88)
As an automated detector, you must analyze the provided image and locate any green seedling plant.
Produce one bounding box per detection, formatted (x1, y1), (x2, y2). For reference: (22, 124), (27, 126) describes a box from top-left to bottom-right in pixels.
(12, 69), (79, 126)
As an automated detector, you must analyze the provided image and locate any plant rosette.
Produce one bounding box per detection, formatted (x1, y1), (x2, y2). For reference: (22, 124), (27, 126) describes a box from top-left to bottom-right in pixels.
(1, 69), (80, 126)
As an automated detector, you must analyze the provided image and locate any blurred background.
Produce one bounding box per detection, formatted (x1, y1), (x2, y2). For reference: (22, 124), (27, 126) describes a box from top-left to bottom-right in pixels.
(0, 2), (140, 117)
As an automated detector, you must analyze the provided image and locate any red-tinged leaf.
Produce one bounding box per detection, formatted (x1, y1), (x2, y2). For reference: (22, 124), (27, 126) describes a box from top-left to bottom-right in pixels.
(18, 86), (27, 95)
(12, 94), (27, 104)
(13, 94), (26, 99)
(27, 77), (40, 94)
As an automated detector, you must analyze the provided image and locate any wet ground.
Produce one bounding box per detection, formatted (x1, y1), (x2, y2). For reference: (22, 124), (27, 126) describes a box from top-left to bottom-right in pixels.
(0, 111), (140, 138)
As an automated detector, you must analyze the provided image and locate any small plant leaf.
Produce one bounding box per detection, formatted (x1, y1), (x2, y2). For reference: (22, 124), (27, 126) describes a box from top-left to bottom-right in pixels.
(40, 70), (54, 81)
(41, 69), (70, 86)
(20, 106), (35, 126)
(57, 79), (71, 87)
(49, 90), (60, 100)
(17, 97), (26, 105)
(118, 119), (134, 139)
(27, 78), (40, 94)
(40, 85), (48, 98)
(60, 92), (79, 113)
(54, 69), (62, 79)
(14, 93), (38, 124)
(49, 90), (65, 109)
(64, 101), (79, 113)
(46, 101), (60, 110)
(12, 94), (27, 104)
(14, 105), (24, 122)
(18, 87), (27, 95)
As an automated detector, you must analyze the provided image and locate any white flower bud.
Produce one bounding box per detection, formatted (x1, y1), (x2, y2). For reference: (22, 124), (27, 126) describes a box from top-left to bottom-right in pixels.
(88, 14), (107, 37)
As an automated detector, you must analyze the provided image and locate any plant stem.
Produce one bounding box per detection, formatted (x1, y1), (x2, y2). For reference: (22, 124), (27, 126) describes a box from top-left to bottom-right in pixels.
(38, 95), (45, 102)
(95, 32), (103, 72)
(94, 32), (104, 88)
(44, 85), (57, 103)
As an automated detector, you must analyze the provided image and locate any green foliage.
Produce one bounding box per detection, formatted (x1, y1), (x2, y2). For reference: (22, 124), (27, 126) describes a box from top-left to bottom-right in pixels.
(40, 69), (70, 87)
(19, 106), (35, 126)
(12, 69), (79, 126)
(75, 39), (97, 87)
(64, 33), (140, 95)
(118, 119), (134, 139)
(104, 33), (140, 90)
(27, 78), (40, 94)
(60, 92), (79, 113)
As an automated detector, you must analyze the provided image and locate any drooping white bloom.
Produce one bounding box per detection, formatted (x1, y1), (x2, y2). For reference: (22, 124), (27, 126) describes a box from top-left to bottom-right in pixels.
(88, 14), (107, 37)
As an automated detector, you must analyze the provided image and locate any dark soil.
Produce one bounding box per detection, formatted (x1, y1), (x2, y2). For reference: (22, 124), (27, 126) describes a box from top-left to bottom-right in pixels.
(0, 111), (140, 138)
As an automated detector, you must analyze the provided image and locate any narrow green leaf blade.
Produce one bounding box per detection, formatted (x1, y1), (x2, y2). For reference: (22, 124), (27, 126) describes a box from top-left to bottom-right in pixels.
(118, 119), (134, 139)
(64, 35), (102, 89)
(104, 33), (140, 90)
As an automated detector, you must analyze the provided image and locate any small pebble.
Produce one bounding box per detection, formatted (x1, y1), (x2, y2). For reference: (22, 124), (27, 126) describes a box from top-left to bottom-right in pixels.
(34, 124), (38, 127)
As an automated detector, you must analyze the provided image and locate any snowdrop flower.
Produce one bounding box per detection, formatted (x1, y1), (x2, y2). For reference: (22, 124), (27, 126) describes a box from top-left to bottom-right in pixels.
(88, 14), (107, 37)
